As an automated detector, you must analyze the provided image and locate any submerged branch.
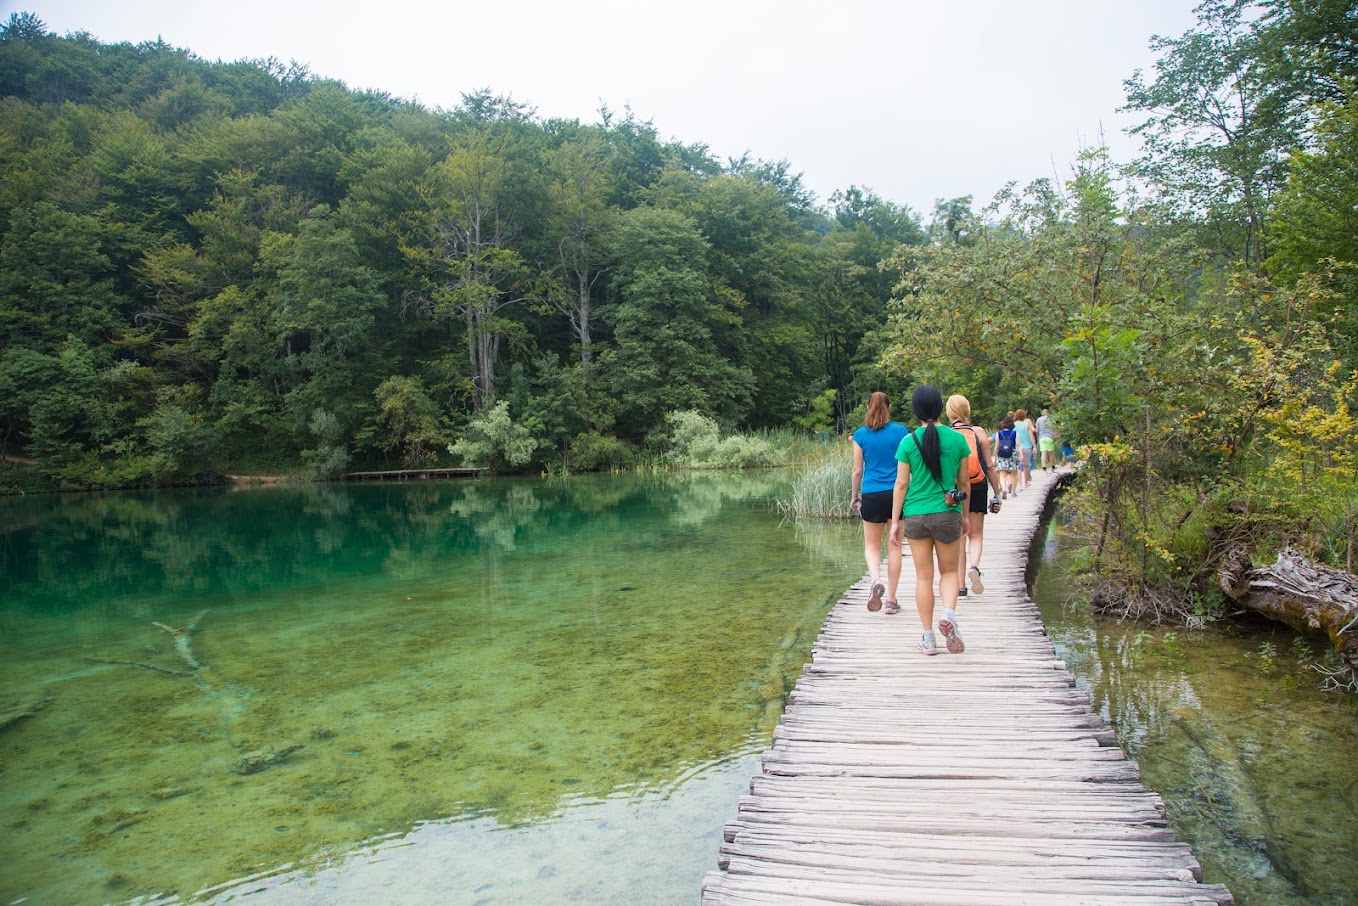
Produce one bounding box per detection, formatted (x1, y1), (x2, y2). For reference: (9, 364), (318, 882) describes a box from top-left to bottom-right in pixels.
(86, 657), (190, 678)
(0, 690), (54, 731)
(152, 609), (211, 673)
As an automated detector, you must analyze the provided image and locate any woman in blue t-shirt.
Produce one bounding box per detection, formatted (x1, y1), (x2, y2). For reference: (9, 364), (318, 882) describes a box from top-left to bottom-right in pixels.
(850, 391), (909, 614)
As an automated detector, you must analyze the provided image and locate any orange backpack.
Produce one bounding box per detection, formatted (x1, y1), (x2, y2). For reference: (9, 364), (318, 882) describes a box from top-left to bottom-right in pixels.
(960, 426), (985, 484)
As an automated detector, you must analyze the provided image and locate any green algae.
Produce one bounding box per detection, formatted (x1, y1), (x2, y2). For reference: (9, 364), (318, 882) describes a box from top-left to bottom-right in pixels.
(0, 473), (861, 904)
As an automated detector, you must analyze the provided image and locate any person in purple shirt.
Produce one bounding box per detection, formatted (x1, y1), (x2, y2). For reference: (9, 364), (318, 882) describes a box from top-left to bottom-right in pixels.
(850, 391), (909, 614)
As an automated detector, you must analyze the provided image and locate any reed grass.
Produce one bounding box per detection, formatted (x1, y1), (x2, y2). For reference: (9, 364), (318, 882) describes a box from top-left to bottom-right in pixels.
(776, 436), (855, 519)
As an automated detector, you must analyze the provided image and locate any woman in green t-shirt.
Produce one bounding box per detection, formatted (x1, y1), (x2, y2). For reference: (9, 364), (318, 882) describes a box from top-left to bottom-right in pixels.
(889, 385), (973, 656)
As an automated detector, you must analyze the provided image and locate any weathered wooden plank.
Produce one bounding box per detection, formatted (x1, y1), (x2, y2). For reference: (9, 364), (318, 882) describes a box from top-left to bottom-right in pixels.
(788, 689), (1093, 706)
(779, 705), (1107, 727)
(735, 795), (1168, 823)
(729, 810), (1177, 842)
(773, 725), (1120, 747)
(759, 758), (1142, 783)
(720, 840), (1197, 882)
(722, 822), (1202, 869)
(716, 859), (1235, 904)
(744, 776), (1167, 809)
(703, 871), (1232, 906)
(766, 740), (1131, 762)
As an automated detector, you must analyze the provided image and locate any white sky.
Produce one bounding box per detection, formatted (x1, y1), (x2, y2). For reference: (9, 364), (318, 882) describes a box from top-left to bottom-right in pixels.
(15, 0), (1200, 216)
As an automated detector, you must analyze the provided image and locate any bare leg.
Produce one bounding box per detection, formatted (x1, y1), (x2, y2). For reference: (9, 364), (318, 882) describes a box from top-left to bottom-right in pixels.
(966, 511), (986, 592)
(862, 521), (885, 583)
(886, 529), (903, 604)
(968, 511), (985, 569)
(936, 537), (963, 611)
(956, 514), (970, 591)
(907, 536), (937, 630)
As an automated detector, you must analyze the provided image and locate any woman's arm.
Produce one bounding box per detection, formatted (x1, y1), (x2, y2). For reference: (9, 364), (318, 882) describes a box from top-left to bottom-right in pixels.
(977, 429), (1000, 493)
(889, 459), (911, 544)
(850, 442), (865, 513)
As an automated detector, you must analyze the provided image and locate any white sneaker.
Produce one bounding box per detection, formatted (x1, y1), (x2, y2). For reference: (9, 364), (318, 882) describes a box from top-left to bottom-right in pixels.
(918, 633), (940, 656)
(938, 616), (965, 654)
(867, 580), (885, 612)
(968, 566), (984, 595)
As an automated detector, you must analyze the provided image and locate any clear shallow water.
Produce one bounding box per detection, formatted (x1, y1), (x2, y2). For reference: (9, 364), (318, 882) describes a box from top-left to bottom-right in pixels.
(1031, 520), (1358, 906)
(6, 477), (1357, 906)
(0, 473), (865, 905)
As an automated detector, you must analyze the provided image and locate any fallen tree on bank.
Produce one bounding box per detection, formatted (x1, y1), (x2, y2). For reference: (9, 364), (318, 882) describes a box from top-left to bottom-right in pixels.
(1218, 546), (1358, 691)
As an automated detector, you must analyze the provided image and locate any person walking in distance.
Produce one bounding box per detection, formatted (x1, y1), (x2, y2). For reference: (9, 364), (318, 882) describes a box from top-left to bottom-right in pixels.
(1036, 406), (1057, 471)
(1013, 408), (1037, 490)
(946, 394), (1002, 600)
(850, 392), (909, 614)
(890, 385), (973, 655)
(993, 414), (1019, 499)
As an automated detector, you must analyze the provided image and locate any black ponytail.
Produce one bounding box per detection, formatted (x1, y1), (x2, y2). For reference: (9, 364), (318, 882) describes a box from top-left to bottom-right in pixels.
(910, 385), (945, 484)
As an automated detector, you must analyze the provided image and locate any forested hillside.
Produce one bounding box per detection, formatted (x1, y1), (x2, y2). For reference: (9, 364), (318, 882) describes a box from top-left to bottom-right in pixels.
(0, 10), (924, 487)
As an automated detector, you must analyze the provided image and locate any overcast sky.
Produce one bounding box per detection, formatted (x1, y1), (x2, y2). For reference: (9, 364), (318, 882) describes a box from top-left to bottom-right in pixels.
(19, 0), (1200, 216)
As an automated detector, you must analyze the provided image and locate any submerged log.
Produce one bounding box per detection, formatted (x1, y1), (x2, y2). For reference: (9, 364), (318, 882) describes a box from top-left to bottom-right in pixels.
(85, 657), (190, 678)
(233, 744), (304, 775)
(0, 690), (53, 732)
(1219, 546), (1358, 684)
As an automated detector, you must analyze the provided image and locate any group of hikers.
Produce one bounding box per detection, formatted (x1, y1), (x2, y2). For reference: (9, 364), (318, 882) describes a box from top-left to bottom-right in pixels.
(849, 387), (1063, 656)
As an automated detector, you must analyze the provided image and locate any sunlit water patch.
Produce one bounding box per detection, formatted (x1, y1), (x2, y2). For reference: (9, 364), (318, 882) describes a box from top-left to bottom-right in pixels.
(1031, 520), (1358, 906)
(0, 474), (865, 904)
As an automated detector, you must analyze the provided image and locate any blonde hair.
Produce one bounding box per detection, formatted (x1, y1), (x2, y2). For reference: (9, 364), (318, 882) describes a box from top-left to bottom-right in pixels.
(865, 392), (890, 430)
(946, 394), (971, 425)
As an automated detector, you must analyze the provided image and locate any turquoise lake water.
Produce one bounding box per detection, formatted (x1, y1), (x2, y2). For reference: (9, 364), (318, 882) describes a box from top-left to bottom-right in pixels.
(2, 474), (1355, 904)
(0, 473), (862, 904)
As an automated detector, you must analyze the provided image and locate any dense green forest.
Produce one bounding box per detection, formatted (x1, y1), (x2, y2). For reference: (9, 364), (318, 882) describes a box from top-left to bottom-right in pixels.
(1, 2), (1355, 627)
(0, 8), (923, 488)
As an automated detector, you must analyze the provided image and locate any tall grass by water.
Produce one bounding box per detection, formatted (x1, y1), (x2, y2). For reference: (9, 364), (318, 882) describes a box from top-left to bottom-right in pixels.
(776, 437), (855, 519)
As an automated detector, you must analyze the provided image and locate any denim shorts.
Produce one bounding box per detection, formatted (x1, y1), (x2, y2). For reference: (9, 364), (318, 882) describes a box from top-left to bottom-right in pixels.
(902, 511), (963, 543)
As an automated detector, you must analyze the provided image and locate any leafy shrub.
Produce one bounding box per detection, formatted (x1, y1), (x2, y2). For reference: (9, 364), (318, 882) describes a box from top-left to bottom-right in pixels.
(141, 392), (221, 483)
(449, 400), (536, 475)
(667, 410), (722, 464)
(666, 410), (781, 469)
(302, 409), (350, 480)
(567, 432), (636, 472)
(710, 434), (782, 468)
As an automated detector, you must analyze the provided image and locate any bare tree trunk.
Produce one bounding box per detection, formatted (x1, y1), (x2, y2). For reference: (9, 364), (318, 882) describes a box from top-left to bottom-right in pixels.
(577, 275), (592, 367)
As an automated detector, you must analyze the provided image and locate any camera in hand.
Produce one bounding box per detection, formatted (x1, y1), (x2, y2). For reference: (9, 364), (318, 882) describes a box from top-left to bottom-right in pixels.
(989, 498), (1001, 513)
(945, 487), (967, 506)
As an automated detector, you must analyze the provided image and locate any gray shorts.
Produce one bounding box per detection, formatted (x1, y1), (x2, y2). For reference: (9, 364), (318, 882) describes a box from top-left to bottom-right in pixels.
(902, 511), (963, 543)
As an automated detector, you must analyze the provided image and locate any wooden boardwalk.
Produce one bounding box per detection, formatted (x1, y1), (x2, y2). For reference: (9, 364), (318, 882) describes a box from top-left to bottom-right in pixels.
(703, 469), (1233, 905)
(340, 467), (483, 481)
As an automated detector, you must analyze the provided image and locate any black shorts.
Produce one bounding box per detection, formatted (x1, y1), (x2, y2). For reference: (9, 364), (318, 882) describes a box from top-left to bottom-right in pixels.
(860, 490), (896, 524)
(968, 481), (989, 514)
